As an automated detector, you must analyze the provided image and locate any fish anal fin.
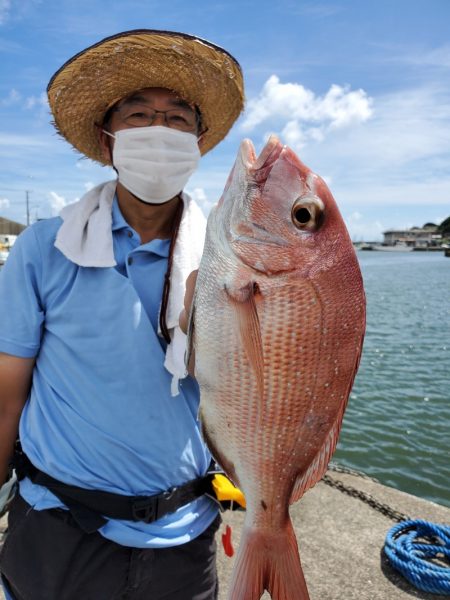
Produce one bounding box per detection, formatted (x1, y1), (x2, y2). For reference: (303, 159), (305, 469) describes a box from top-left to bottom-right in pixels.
(225, 281), (265, 399)
(290, 411), (344, 504)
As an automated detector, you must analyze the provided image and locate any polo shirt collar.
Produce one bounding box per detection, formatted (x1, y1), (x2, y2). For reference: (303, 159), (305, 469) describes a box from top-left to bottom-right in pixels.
(112, 196), (170, 258)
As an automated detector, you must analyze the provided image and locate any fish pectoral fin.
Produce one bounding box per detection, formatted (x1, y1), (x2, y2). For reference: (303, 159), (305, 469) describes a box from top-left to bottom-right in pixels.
(225, 282), (265, 398)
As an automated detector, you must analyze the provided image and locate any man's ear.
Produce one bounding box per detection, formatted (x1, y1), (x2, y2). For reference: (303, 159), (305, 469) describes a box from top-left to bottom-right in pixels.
(96, 124), (114, 164)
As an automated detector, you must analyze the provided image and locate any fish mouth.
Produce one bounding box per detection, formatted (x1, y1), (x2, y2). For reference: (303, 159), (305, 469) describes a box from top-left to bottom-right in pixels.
(241, 135), (284, 175)
(231, 135), (289, 251)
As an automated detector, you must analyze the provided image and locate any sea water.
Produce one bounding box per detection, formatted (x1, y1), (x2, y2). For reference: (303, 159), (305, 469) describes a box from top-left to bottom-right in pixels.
(335, 250), (450, 508)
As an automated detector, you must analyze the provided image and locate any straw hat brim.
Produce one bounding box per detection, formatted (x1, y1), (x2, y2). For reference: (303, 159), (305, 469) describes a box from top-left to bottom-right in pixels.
(47, 29), (244, 165)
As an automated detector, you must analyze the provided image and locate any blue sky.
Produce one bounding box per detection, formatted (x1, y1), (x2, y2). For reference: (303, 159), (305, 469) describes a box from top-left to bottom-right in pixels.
(1, 0), (449, 240)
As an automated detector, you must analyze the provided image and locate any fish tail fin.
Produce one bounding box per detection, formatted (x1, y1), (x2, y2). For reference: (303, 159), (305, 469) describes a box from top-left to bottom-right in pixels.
(227, 519), (310, 600)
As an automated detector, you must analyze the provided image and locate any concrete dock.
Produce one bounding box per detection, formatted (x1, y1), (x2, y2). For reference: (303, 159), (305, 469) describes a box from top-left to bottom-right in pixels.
(1, 468), (449, 599)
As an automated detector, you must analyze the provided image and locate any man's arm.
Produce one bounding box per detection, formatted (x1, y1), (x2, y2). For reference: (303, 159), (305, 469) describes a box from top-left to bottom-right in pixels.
(0, 353), (35, 484)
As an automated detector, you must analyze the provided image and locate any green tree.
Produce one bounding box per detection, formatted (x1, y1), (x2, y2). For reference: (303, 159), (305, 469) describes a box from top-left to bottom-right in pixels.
(438, 216), (450, 236)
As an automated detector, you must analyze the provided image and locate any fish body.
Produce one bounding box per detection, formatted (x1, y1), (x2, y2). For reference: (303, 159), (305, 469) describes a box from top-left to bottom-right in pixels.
(189, 135), (366, 600)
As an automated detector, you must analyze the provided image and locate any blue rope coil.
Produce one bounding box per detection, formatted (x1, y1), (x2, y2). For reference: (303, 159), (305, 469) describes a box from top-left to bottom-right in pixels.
(384, 520), (450, 595)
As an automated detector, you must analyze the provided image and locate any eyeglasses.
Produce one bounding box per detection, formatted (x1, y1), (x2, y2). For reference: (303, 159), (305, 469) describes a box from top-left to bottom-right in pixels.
(112, 102), (200, 133)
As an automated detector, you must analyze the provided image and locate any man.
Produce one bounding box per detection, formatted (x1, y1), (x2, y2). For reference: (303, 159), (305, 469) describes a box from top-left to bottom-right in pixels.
(0, 30), (244, 600)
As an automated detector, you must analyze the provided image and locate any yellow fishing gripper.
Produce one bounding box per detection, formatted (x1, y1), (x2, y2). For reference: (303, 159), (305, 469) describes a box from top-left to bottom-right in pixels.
(211, 474), (246, 508)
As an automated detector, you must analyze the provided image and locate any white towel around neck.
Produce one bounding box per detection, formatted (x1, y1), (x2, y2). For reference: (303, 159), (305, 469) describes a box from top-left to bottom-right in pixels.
(54, 180), (206, 396)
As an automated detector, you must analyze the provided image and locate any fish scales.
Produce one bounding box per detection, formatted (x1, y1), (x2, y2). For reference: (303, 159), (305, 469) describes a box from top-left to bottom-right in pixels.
(189, 135), (366, 600)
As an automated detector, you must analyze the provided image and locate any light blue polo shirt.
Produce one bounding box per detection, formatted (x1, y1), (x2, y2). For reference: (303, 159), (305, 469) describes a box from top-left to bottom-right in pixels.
(0, 196), (218, 548)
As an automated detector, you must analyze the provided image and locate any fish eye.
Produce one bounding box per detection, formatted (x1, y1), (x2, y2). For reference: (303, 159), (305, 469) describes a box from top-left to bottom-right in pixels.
(291, 197), (324, 231)
(294, 207), (312, 224)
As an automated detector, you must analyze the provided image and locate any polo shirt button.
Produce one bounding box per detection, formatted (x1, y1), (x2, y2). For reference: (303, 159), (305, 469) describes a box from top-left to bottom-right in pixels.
(127, 230), (133, 238)
(128, 257), (133, 265)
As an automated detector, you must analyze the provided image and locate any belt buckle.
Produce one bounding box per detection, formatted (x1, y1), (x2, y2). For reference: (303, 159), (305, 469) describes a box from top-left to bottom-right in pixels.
(160, 486), (179, 514)
(161, 486), (177, 501)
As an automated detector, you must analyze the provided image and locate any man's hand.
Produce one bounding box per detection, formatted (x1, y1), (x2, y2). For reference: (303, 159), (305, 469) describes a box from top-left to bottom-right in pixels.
(0, 353), (35, 484)
(179, 270), (198, 334)
(179, 270), (198, 376)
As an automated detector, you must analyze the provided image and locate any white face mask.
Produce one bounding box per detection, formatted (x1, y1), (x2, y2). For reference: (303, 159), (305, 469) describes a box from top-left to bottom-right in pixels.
(105, 126), (201, 204)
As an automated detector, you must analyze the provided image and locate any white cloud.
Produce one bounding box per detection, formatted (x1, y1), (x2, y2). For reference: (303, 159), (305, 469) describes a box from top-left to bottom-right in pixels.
(25, 97), (36, 109)
(381, 42), (450, 69)
(0, 88), (49, 128)
(245, 82), (450, 211)
(336, 177), (450, 207)
(409, 44), (450, 69)
(48, 191), (67, 215)
(84, 181), (95, 192)
(0, 0), (11, 24)
(344, 212), (385, 242)
(25, 92), (48, 110)
(321, 85), (450, 169)
(241, 75), (373, 148)
(290, 3), (343, 18)
(1, 88), (21, 106)
(0, 133), (47, 147)
(186, 186), (215, 216)
(0, 0), (42, 26)
(0, 197), (10, 209)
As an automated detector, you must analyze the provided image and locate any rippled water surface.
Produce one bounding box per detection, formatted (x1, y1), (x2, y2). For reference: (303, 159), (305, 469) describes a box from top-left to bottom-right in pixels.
(334, 251), (450, 508)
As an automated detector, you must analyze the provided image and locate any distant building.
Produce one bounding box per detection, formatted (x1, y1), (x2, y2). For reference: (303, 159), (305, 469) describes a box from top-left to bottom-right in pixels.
(0, 217), (26, 236)
(0, 234), (18, 249)
(383, 224), (442, 248)
(0, 218), (26, 264)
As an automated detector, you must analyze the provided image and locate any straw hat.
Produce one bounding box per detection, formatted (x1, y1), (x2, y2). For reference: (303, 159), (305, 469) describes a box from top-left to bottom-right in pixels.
(47, 29), (244, 165)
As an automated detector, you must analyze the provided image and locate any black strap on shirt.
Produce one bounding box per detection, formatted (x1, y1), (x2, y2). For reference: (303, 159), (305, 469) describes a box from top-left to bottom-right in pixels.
(13, 444), (217, 534)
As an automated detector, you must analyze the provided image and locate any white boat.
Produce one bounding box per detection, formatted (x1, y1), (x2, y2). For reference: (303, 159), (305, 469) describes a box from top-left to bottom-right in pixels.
(376, 245), (414, 252)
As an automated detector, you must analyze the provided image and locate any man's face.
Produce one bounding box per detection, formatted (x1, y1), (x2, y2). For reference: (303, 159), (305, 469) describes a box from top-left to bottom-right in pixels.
(99, 87), (204, 162)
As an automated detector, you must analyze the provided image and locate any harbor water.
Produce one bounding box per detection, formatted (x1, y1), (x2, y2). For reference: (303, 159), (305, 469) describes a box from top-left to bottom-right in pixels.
(335, 250), (450, 508)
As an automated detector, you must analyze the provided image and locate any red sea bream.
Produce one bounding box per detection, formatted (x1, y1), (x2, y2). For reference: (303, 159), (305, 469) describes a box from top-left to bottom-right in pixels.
(188, 135), (366, 600)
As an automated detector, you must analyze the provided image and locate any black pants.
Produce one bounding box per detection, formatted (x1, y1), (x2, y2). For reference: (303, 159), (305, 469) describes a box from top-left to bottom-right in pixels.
(0, 494), (220, 600)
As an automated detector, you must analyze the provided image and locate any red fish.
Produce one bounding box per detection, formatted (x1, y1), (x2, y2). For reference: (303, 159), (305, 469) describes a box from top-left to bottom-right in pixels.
(188, 135), (366, 599)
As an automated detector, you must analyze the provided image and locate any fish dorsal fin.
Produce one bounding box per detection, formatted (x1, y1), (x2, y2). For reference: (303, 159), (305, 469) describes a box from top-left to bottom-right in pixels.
(225, 281), (265, 399)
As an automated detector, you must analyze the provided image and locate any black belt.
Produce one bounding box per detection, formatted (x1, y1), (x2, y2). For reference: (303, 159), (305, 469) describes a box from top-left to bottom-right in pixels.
(14, 445), (217, 533)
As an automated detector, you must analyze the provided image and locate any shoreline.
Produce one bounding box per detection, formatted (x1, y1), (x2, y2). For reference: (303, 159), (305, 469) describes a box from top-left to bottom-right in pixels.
(355, 244), (449, 253)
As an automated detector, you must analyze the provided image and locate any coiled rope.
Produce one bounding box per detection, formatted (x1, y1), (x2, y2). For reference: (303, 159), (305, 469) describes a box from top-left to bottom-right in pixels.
(384, 520), (450, 595)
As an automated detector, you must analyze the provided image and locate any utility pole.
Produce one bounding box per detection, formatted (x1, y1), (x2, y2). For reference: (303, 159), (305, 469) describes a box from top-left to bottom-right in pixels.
(25, 190), (31, 226)
(0, 188), (36, 226)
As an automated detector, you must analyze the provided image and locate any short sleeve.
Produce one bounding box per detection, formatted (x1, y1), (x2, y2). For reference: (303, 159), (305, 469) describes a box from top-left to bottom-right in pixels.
(0, 227), (45, 357)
